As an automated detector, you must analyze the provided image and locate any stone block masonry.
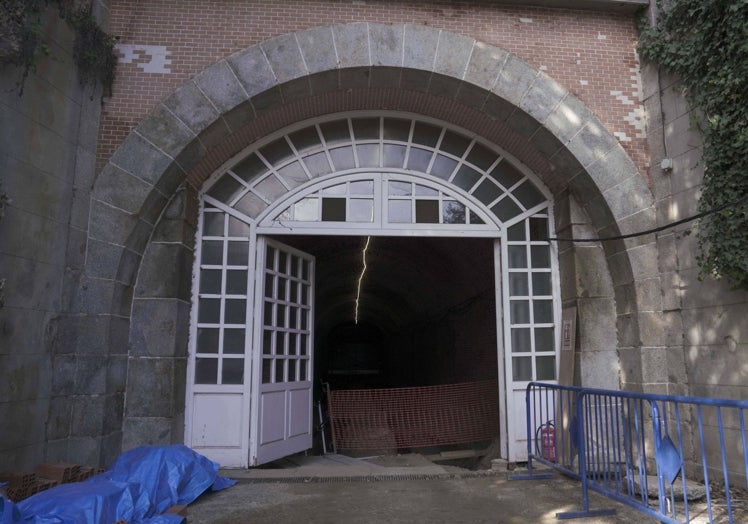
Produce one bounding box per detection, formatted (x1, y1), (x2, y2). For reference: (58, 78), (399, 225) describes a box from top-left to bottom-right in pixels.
(100, 0), (649, 179)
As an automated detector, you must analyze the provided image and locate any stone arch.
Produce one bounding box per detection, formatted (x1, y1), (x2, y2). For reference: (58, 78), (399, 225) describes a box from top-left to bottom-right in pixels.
(88, 23), (658, 448)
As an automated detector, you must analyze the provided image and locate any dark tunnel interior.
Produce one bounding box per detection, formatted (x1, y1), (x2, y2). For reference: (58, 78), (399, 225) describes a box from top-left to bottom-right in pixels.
(271, 235), (499, 392)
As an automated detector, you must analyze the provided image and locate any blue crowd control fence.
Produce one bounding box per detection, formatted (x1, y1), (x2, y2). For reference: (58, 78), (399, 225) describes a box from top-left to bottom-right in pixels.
(511, 382), (748, 523)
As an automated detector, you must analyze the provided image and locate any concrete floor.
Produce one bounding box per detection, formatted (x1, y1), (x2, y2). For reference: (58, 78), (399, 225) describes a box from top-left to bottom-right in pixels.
(185, 454), (657, 523)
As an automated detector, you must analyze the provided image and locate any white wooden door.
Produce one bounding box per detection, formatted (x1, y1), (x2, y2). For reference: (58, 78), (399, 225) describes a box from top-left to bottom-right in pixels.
(249, 238), (315, 465)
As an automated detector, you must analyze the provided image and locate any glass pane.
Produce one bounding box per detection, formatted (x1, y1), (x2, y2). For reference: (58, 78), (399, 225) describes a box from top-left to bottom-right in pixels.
(350, 181), (374, 195)
(262, 359), (272, 383)
(289, 332), (298, 355)
(278, 251), (288, 274)
(266, 247), (275, 270)
(299, 333), (308, 354)
(302, 260), (310, 281)
(263, 301), (273, 324)
(356, 144), (379, 167)
(465, 142), (498, 171)
(198, 298), (220, 324)
(533, 300), (554, 323)
(195, 358), (218, 384)
(508, 245), (527, 268)
(329, 146), (355, 171)
(412, 122), (440, 147)
(294, 198), (319, 221)
(203, 213), (224, 236)
(530, 217), (549, 241)
(415, 185), (438, 197)
(301, 285), (309, 306)
(232, 153), (267, 183)
(382, 118), (411, 141)
(389, 181), (411, 196)
(510, 300), (530, 324)
(289, 126), (322, 153)
(299, 360), (307, 381)
(382, 144), (406, 168)
(288, 359), (297, 382)
(227, 216), (250, 237)
(259, 137), (294, 165)
(322, 184), (346, 195)
(320, 120), (351, 145)
(389, 200), (412, 223)
(226, 270), (247, 295)
(227, 241), (249, 265)
(531, 245), (551, 268)
(442, 201), (465, 224)
(289, 307), (298, 329)
(491, 197), (522, 222)
(224, 328), (245, 354)
(290, 255), (300, 277)
(322, 197), (347, 221)
(431, 154), (458, 180)
(290, 282), (298, 302)
(415, 200), (439, 223)
(511, 328), (531, 353)
(507, 222), (526, 241)
(276, 331), (286, 355)
(278, 277), (287, 300)
(207, 175), (245, 203)
(532, 273), (552, 296)
(512, 357), (532, 381)
(352, 117), (380, 140)
(469, 211), (484, 224)
(264, 274), (274, 298)
(535, 327), (555, 352)
(512, 180), (545, 209)
(536, 356), (556, 380)
(222, 358), (244, 384)
(275, 359), (285, 382)
(489, 160), (523, 189)
(300, 311), (309, 331)
(453, 165), (481, 191)
(473, 179), (502, 205)
(201, 240), (223, 265)
(224, 299), (247, 324)
(407, 147), (432, 172)
(509, 273), (529, 296)
(197, 328), (219, 354)
(263, 329), (273, 355)
(440, 130), (471, 157)
(199, 269), (222, 294)
(349, 199), (374, 222)
(303, 151), (332, 177)
(277, 162), (307, 187)
(277, 304), (287, 327)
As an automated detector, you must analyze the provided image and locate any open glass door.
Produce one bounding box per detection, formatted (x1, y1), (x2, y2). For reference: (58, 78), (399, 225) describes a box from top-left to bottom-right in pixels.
(249, 237), (315, 465)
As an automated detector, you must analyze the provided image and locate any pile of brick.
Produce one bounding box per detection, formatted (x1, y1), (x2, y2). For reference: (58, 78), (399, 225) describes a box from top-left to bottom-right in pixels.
(0, 463), (100, 502)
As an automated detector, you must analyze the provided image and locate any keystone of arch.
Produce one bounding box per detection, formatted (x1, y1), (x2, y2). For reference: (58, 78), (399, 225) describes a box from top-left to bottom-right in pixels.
(93, 22), (656, 291)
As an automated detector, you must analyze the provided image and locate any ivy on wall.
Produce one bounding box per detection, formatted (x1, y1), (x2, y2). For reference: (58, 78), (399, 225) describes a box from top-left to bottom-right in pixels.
(0, 0), (116, 96)
(638, 0), (748, 290)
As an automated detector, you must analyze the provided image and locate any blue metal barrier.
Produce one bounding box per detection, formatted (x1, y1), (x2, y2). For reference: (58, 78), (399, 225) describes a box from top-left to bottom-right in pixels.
(512, 382), (748, 523)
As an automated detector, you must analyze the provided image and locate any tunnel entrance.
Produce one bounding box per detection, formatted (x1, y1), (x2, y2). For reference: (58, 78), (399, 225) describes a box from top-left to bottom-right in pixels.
(273, 235), (497, 391)
(272, 234), (499, 459)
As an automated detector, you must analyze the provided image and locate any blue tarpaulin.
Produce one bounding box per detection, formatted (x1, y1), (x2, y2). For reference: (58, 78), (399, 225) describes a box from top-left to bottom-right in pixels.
(0, 445), (235, 524)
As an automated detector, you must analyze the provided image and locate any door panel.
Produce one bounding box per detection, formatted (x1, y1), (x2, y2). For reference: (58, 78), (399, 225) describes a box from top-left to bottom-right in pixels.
(250, 238), (315, 465)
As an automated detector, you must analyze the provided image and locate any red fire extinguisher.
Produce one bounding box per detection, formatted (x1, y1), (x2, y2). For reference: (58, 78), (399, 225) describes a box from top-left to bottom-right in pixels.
(537, 421), (556, 463)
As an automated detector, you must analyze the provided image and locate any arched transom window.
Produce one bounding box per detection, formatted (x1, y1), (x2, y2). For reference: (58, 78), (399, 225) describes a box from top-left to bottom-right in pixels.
(202, 114), (550, 232)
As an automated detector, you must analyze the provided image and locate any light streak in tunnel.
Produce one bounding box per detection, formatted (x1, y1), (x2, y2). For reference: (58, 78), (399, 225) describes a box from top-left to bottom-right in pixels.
(354, 236), (371, 325)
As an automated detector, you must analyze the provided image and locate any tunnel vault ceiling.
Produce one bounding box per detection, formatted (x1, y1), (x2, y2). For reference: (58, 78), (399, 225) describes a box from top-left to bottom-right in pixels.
(274, 235), (495, 338)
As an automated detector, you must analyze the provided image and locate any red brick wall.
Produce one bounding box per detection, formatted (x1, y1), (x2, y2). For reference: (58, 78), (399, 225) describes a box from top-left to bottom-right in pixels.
(101, 0), (648, 179)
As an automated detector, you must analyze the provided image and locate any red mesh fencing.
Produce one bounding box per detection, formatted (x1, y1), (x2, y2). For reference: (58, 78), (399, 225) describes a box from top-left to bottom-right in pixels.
(327, 380), (499, 450)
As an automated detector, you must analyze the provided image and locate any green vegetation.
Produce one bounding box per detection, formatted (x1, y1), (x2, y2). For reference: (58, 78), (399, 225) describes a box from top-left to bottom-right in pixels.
(638, 0), (748, 289)
(0, 0), (116, 96)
